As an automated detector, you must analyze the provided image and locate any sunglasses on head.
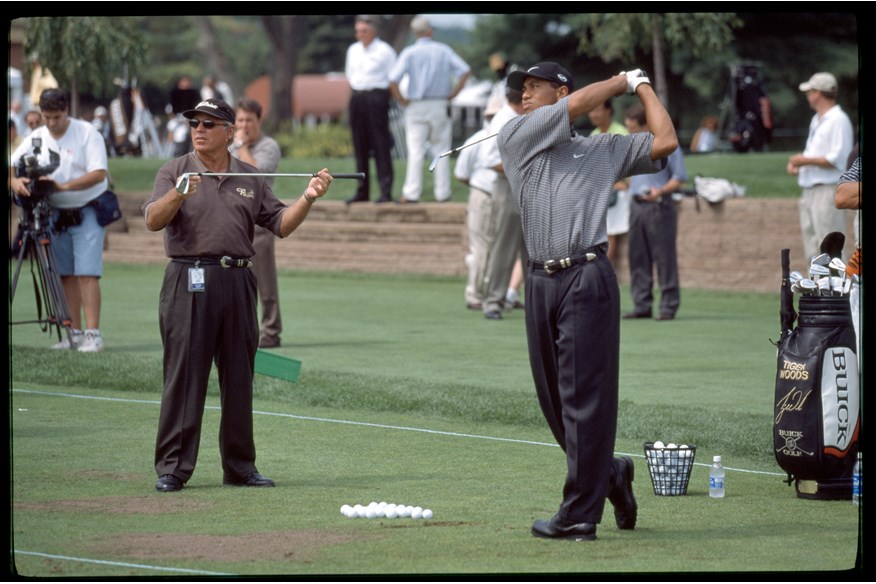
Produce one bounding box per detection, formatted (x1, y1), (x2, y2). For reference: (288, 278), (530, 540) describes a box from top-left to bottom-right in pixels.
(189, 118), (226, 129)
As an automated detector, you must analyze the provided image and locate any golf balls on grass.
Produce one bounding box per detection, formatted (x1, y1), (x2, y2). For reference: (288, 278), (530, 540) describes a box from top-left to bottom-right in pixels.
(342, 502), (433, 520)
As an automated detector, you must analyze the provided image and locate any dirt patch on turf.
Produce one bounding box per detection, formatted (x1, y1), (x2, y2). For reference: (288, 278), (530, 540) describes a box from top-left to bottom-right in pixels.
(88, 530), (364, 563)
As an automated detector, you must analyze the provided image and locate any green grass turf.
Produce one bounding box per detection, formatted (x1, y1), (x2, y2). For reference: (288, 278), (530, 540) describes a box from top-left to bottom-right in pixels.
(107, 150), (802, 200)
(9, 263), (862, 576)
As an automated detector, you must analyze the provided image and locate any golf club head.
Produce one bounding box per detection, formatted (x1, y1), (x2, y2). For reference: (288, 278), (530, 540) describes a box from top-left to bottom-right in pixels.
(828, 257), (847, 275)
(810, 252), (831, 267)
(428, 154), (441, 173)
(789, 271), (804, 284)
(799, 278), (817, 295)
(820, 231), (845, 259)
(809, 263), (831, 280)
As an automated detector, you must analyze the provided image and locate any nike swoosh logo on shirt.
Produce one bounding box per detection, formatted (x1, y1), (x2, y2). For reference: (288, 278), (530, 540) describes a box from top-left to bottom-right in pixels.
(573, 153), (585, 159)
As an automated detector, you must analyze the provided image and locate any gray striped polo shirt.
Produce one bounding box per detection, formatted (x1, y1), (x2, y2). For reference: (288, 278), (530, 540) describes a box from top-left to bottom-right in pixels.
(498, 96), (663, 263)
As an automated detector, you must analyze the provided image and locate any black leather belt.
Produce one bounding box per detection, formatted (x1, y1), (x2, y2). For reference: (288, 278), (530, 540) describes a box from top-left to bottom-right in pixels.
(530, 249), (601, 275)
(172, 256), (253, 269)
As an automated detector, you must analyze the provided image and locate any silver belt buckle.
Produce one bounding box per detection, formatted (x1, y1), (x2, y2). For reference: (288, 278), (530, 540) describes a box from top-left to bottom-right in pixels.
(220, 256), (252, 269)
(543, 259), (559, 275)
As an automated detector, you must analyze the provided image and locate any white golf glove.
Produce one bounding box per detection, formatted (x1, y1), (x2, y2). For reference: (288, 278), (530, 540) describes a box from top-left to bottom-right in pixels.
(620, 69), (651, 95)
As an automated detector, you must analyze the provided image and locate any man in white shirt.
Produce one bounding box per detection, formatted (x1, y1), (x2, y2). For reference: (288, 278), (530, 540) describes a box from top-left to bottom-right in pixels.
(786, 72), (853, 261)
(345, 14), (397, 204)
(389, 16), (470, 203)
(9, 88), (110, 352)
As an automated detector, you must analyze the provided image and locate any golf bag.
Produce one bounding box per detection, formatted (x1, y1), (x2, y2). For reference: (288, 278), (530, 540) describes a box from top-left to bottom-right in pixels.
(773, 274), (860, 499)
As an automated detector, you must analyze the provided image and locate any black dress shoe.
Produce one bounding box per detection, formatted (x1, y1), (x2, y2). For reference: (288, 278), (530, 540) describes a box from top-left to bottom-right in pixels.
(156, 474), (183, 492)
(608, 456), (638, 529)
(484, 310), (502, 320)
(223, 471), (275, 487)
(346, 195), (369, 205)
(375, 195), (394, 204)
(623, 311), (652, 319)
(531, 515), (597, 541)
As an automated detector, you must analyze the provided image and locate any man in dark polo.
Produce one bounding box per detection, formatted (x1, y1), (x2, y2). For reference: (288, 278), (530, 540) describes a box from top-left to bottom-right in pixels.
(144, 98), (334, 492)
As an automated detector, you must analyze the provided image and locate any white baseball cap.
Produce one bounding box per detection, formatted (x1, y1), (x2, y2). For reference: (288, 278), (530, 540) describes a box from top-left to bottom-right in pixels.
(799, 72), (838, 93)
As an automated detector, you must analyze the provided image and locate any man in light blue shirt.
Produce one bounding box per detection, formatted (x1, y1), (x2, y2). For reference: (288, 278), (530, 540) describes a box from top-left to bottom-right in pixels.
(624, 104), (687, 321)
(389, 16), (470, 203)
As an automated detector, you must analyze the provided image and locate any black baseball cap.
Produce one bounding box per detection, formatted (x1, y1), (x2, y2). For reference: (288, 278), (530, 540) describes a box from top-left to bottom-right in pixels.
(507, 62), (575, 92)
(182, 98), (235, 124)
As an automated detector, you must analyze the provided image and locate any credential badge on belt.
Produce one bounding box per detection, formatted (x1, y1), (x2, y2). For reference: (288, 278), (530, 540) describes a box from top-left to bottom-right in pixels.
(188, 267), (206, 292)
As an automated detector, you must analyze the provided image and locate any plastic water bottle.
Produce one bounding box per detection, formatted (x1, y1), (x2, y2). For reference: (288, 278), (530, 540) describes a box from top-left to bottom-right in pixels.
(852, 452), (861, 507)
(709, 455), (725, 498)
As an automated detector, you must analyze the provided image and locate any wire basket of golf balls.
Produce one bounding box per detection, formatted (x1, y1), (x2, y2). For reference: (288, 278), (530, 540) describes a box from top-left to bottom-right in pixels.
(643, 441), (696, 496)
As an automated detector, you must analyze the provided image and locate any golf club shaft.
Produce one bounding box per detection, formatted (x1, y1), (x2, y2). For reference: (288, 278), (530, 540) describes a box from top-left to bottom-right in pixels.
(438, 132), (499, 159)
(429, 132), (499, 173)
(195, 172), (365, 180)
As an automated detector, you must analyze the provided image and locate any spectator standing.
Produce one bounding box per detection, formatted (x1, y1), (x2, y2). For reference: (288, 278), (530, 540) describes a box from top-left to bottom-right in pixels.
(24, 110), (43, 136)
(9, 98), (26, 137)
(786, 72), (854, 262)
(9, 88), (110, 352)
(230, 98), (284, 348)
(498, 63), (675, 541)
(481, 87), (528, 320)
(589, 98), (630, 267)
(91, 106), (114, 156)
(200, 74), (232, 105)
(144, 98), (334, 492)
(344, 14), (397, 205)
(168, 76), (201, 157)
(454, 98), (500, 310)
(623, 103), (688, 321)
(28, 55), (58, 107)
(690, 115), (719, 153)
(389, 16), (470, 203)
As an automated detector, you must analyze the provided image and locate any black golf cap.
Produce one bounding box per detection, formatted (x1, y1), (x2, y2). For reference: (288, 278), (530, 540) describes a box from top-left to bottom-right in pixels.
(507, 62), (575, 92)
(183, 98), (235, 124)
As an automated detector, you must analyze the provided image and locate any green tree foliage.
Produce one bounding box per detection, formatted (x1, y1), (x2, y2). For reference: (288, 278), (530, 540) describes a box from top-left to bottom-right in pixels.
(25, 17), (146, 112)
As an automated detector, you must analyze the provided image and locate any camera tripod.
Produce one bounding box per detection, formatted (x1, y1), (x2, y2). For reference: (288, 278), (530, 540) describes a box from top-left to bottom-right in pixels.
(9, 197), (75, 348)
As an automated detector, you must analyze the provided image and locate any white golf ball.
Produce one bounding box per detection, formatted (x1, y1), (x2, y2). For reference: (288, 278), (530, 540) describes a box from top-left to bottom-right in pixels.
(667, 442), (678, 449)
(365, 507), (377, 519)
(385, 507), (398, 519)
(422, 509), (433, 519)
(398, 505), (411, 518)
(354, 505), (366, 518)
(411, 507), (423, 519)
(653, 440), (665, 449)
(341, 504), (352, 516)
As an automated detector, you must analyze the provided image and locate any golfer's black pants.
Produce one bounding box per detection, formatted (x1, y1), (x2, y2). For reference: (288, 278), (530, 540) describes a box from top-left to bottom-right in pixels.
(525, 251), (620, 524)
(155, 261), (260, 483)
(350, 90), (394, 200)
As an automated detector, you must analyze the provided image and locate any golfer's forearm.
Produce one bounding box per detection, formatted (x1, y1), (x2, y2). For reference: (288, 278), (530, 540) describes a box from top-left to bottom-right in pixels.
(835, 181), (861, 210)
(567, 75), (626, 122)
(144, 190), (184, 231)
(639, 86), (678, 160)
(278, 196), (313, 237)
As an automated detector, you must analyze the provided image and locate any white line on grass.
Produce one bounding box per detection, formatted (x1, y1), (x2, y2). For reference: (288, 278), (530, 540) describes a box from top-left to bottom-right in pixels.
(11, 388), (785, 477)
(13, 550), (235, 576)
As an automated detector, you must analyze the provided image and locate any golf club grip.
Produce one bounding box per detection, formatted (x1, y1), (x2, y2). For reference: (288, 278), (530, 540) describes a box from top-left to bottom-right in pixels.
(331, 173), (366, 180)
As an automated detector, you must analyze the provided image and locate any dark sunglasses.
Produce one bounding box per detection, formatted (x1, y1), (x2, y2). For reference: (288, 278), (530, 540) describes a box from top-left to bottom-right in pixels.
(189, 118), (226, 129)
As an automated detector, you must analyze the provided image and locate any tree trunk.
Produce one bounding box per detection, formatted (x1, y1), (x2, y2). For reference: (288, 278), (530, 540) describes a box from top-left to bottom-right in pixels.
(192, 16), (239, 101)
(261, 15), (298, 133)
(650, 14), (668, 106)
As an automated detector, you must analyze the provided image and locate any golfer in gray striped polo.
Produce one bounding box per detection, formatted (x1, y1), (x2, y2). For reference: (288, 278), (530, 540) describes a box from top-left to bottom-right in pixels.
(498, 63), (679, 541)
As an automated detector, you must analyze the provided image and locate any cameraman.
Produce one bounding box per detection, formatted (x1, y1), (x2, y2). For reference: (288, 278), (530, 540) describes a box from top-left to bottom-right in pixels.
(9, 88), (109, 352)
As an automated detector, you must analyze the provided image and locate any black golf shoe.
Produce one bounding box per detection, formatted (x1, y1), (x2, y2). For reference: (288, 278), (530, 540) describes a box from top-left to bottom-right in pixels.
(531, 514), (597, 541)
(608, 456), (638, 529)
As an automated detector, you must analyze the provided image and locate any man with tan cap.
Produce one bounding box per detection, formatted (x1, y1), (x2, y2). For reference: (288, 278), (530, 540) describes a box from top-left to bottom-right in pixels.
(786, 72), (853, 261)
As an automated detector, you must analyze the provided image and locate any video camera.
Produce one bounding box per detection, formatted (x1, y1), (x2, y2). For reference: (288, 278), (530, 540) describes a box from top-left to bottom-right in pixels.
(15, 136), (61, 202)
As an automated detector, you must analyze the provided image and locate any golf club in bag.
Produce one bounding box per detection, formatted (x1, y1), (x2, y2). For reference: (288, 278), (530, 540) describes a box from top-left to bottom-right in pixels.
(773, 240), (860, 500)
